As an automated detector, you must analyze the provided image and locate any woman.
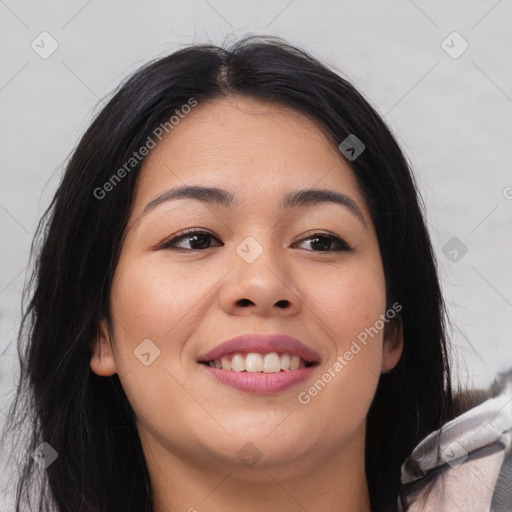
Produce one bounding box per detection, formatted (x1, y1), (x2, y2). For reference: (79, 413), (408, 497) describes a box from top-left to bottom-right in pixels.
(1, 35), (509, 511)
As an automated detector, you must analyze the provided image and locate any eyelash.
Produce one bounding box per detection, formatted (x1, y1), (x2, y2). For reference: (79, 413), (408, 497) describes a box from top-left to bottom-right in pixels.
(158, 228), (351, 252)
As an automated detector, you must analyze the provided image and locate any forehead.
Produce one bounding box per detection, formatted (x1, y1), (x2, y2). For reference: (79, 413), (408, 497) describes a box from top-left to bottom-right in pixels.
(130, 96), (367, 219)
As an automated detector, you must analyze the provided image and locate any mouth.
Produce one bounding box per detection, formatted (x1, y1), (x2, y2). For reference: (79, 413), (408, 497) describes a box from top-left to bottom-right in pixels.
(196, 334), (321, 394)
(199, 352), (317, 372)
(198, 355), (318, 394)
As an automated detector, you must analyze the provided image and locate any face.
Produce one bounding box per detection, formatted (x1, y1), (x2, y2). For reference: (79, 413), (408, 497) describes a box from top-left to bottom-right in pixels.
(91, 96), (402, 481)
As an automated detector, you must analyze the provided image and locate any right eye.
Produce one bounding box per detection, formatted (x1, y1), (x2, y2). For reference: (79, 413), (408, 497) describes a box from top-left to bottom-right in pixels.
(159, 229), (223, 251)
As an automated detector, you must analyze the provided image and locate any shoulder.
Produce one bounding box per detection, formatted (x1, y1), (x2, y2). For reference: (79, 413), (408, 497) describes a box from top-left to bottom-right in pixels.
(398, 368), (512, 511)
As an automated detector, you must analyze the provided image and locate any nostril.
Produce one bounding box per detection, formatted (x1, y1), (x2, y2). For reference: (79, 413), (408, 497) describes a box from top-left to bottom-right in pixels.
(238, 298), (253, 307)
(275, 300), (290, 308)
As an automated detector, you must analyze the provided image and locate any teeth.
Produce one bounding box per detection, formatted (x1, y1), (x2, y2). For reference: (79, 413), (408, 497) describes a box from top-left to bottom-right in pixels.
(231, 353), (245, 372)
(280, 353), (290, 370)
(263, 353), (281, 373)
(245, 353), (262, 372)
(208, 352), (310, 372)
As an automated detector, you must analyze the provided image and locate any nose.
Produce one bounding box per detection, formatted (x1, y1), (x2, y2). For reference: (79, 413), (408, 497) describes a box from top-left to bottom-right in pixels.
(218, 241), (302, 318)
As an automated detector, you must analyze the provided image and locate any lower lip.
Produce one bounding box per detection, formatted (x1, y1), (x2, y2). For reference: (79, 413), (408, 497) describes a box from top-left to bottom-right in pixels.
(199, 364), (316, 394)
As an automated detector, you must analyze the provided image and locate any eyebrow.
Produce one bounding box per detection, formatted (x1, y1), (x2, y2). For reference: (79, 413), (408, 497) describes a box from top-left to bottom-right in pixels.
(141, 185), (367, 226)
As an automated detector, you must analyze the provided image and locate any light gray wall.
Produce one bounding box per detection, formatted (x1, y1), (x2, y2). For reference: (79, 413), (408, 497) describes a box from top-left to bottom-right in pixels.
(1, 0), (511, 507)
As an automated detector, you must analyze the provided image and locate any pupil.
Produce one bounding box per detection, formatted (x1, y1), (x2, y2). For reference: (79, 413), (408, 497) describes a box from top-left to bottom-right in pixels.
(313, 237), (330, 251)
(192, 234), (209, 249)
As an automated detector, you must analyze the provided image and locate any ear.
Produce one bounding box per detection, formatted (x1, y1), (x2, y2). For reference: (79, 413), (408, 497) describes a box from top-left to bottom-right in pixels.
(90, 318), (118, 377)
(382, 314), (403, 373)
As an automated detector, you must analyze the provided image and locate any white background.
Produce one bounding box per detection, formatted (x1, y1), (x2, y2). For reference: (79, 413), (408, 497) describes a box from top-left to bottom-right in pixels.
(1, 0), (511, 507)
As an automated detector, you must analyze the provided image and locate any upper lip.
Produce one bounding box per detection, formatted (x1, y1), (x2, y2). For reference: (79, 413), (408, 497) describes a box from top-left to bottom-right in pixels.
(197, 333), (322, 364)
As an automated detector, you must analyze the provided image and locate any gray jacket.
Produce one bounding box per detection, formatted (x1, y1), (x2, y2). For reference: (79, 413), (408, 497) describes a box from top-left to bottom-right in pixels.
(398, 369), (512, 511)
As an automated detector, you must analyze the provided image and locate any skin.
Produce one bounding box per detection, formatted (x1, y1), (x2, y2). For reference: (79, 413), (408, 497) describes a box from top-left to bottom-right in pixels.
(90, 96), (403, 512)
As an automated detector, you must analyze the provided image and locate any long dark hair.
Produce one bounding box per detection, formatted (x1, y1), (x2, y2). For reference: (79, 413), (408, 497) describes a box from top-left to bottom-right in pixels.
(1, 35), (452, 511)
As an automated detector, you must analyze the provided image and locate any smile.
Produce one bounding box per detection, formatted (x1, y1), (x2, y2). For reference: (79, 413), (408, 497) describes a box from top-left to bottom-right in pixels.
(202, 352), (314, 372)
(199, 352), (318, 394)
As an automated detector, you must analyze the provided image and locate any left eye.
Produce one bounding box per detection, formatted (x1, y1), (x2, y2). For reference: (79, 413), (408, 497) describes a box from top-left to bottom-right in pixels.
(293, 233), (350, 252)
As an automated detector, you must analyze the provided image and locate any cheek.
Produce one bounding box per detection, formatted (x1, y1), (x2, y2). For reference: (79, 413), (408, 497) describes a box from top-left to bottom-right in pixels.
(107, 257), (213, 447)
(110, 255), (210, 345)
(308, 257), (387, 354)
(297, 258), (386, 422)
